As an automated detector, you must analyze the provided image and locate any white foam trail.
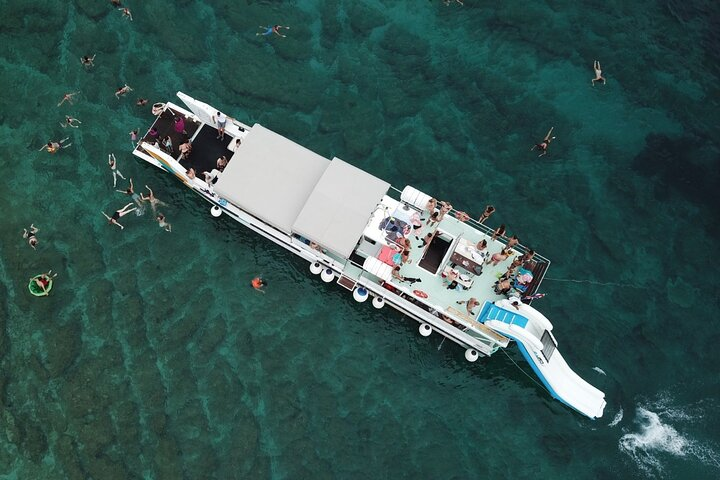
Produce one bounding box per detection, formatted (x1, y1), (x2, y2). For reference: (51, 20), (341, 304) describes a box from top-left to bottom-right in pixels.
(592, 366), (606, 376)
(608, 407), (623, 427)
(619, 406), (720, 476)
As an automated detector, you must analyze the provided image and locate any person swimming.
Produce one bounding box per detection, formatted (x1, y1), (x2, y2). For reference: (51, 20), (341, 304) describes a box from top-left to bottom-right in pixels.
(256, 25), (290, 37)
(592, 60), (606, 86)
(251, 276), (267, 293)
(23, 224), (39, 250)
(531, 127), (555, 157)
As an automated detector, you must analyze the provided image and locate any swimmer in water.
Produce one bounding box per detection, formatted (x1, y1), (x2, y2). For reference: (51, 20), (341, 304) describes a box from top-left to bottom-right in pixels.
(80, 54), (96, 68)
(251, 276), (267, 293)
(257, 25), (290, 37)
(115, 84), (133, 98)
(23, 224), (39, 250)
(136, 98), (148, 106)
(39, 137), (72, 153)
(129, 129), (138, 147)
(591, 60), (606, 86)
(108, 153), (125, 187)
(57, 92), (79, 107)
(119, 7), (133, 21)
(60, 115), (82, 128)
(101, 203), (136, 230)
(156, 213), (172, 232)
(141, 185), (167, 214)
(531, 127), (555, 157)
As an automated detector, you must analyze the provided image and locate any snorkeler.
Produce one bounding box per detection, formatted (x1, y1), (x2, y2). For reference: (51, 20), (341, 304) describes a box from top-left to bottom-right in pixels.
(256, 25), (290, 37)
(60, 115), (82, 128)
(80, 54), (96, 68)
(531, 127), (555, 157)
(39, 137), (72, 153)
(23, 224), (39, 250)
(57, 92), (79, 107)
(592, 60), (606, 86)
(101, 203), (136, 230)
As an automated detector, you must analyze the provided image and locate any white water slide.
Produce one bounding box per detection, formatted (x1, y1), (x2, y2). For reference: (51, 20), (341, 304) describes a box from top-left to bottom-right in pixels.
(480, 299), (606, 419)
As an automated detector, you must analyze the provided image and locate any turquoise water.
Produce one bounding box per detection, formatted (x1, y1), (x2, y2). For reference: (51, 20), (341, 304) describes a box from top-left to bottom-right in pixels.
(1, 0), (719, 478)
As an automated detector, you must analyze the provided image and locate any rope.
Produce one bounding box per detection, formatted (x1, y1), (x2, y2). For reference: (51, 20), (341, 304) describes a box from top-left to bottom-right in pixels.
(500, 348), (551, 394)
(544, 276), (644, 289)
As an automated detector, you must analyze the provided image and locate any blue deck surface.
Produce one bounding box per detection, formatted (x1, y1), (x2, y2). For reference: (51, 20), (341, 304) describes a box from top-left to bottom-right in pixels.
(478, 302), (529, 329)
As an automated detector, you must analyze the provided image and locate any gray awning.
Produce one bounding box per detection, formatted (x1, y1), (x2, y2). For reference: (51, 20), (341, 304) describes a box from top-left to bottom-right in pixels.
(214, 124), (330, 234)
(292, 158), (390, 258)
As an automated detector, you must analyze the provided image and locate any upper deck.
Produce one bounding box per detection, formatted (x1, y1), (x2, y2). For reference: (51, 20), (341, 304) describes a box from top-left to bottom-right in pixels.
(354, 192), (548, 323)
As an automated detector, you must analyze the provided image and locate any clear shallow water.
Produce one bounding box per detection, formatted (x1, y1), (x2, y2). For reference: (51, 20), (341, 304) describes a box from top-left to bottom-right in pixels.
(1, 0), (719, 478)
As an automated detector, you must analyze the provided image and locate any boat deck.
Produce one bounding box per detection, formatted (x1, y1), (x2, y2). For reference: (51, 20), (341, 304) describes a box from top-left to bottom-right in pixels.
(179, 124), (232, 176)
(137, 107), (237, 178)
(360, 197), (548, 322)
(139, 107), (200, 154)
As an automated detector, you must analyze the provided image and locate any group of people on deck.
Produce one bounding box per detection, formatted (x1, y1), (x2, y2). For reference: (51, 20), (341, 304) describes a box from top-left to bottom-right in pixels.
(389, 192), (538, 310)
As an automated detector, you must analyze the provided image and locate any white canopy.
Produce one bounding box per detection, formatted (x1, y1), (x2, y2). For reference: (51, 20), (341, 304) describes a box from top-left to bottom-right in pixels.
(214, 124), (330, 234)
(292, 158), (390, 258)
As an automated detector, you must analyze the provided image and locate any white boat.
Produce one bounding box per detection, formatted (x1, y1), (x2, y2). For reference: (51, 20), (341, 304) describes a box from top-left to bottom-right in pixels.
(132, 92), (607, 419)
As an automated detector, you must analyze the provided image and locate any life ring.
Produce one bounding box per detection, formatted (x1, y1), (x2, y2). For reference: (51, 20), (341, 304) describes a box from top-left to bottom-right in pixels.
(28, 275), (53, 297)
(151, 102), (165, 116)
(413, 290), (428, 299)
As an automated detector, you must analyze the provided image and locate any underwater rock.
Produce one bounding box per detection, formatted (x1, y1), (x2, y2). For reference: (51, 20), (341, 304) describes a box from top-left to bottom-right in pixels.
(75, 0), (108, 20)
(76, 412), (114, 457)
(17, 414), (49, 463)
(348, 3), (386, 35)
(113, 401), (142, 458)
(153, 436), (184, 480)
(54, 434), (85, 479)
(42, 320), (82, 378)
(197, 316), (227, 356)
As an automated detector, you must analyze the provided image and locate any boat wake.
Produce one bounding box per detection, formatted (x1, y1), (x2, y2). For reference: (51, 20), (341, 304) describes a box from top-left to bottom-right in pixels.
(618, 398), (720, 476)
(608, 407), (623, 427)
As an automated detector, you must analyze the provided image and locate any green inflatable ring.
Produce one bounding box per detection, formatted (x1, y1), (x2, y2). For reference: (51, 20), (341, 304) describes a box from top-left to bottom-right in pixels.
(29, 275), (53, 297)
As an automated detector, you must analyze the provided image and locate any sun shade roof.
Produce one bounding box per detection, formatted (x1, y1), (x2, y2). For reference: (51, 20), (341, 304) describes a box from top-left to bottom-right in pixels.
(214, 124), (330, 234)
(292, 158), (390, 258)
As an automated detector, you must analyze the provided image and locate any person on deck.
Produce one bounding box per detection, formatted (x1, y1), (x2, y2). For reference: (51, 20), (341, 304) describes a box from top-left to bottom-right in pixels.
(173, 116), (186, 135)
(456, 297), (480, 315)
(491, 224), (506, 242)
(212, 111), (227, 140)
